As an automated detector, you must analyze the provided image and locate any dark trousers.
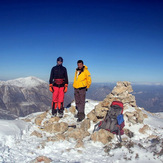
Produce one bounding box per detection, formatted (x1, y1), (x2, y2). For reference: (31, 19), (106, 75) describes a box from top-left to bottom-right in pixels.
(74, 88), (86, 116)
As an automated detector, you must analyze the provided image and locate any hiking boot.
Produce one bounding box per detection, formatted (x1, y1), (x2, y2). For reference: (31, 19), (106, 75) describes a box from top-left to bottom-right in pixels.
(51, 113), (57, 118)
(58, 107), (64, 118)
(77, 112), (85, 122)
(58, 113), (63, 118)
(77, 118), (83, 122)
(74, 114), (78, 118)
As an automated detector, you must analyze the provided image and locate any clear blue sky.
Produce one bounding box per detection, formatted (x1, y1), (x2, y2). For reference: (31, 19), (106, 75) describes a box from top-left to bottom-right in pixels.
(0, 0), (163, 83)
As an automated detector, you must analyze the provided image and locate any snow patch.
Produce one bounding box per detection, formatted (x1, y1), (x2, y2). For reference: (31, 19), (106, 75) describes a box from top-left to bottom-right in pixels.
(0, 76), (47, 88)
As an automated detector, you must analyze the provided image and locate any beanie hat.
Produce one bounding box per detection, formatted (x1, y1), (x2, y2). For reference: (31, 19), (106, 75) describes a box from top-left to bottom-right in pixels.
(57, 57), (63, 62)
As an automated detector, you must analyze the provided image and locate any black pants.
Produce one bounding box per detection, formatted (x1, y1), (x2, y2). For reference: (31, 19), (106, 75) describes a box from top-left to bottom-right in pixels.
(74, 88), (86, 118)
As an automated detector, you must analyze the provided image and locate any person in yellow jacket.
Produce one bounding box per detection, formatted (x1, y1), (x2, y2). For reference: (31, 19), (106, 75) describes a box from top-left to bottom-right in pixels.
(73, 60), (91, 122)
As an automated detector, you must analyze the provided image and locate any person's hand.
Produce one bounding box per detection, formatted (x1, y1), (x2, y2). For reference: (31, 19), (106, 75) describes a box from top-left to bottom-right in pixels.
(49, 84), (54, 93)
(64, 84), (68, 93)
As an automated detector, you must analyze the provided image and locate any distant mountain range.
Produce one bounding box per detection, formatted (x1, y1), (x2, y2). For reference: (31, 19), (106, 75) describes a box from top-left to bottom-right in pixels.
(0, 77), (163, 119)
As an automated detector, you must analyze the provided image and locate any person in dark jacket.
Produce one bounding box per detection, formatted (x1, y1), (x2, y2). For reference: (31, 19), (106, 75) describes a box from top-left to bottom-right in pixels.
(49, 57), (68, 118)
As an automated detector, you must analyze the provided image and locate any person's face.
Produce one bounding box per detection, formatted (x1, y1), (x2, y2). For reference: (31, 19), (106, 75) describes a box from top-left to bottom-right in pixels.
(57, 61), (62, 65)
(77, 62), (83, 70)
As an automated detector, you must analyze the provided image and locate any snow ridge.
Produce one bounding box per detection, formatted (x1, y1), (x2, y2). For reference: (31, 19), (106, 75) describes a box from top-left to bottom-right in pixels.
(0, 76), (47, 88)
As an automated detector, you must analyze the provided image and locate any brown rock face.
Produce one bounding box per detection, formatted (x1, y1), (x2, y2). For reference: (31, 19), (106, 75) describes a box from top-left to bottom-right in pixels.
(30, 156), (52, 163)
(87, 110), (98, 122)
(47, 133), (65, 142)
(69, 106), (76, 115)
(30, 130), (42, 138)
(65, 128), (90, 140)
(43, 122), (68, 134)
(35, 112), (47, 126)
(124, 129), (134, 138)
(80, 119), (91, 132)
(75, 140), (84, 148)
(91, 129), (114, 144)
(139, 125), (150, 134)
(94, 103), (109, 118)
(124, 109), (145, 124)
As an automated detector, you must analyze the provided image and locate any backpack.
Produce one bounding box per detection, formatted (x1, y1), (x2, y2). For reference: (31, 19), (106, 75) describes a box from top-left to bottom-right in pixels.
(93, 101), (125, 142)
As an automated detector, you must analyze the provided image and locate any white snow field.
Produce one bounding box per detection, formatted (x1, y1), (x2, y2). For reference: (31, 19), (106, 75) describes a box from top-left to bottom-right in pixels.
(0, 99), (163, 163)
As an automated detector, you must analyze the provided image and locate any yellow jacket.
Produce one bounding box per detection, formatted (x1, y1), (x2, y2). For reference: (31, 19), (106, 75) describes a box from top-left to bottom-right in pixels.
(73, 65), (91, 89)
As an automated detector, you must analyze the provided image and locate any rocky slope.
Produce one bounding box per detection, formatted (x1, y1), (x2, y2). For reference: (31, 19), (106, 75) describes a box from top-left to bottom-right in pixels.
(0, 77), (52, 119)
(19, 81), (163, 162)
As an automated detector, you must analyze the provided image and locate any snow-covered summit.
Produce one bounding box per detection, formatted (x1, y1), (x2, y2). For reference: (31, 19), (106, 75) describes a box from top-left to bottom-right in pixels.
(0, 99), (163, 163)
(0, 76), (47, 88)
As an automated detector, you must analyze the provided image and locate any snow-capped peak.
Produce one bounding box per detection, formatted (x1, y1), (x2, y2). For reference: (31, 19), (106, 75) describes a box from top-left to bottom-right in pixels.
(0, 76), (47, 88)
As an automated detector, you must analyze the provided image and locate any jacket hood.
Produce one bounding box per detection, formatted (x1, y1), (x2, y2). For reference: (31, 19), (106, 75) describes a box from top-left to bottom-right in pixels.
(84, 65), (88, 69)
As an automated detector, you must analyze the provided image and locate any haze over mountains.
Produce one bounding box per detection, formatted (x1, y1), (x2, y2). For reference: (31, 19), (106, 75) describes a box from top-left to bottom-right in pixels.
(0, 77), (163, 119)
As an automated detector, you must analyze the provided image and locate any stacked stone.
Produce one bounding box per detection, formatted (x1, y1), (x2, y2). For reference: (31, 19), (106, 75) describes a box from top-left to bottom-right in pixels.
(87, 81), (137, 121)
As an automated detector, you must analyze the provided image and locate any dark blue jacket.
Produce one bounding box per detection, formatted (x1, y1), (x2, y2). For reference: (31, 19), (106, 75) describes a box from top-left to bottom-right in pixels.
(49, 64), (68, 87)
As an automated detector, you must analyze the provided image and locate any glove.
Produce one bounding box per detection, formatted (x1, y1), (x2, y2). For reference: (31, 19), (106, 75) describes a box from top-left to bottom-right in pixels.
(64, 84), (68, 93)
(49, 84), (54, 93)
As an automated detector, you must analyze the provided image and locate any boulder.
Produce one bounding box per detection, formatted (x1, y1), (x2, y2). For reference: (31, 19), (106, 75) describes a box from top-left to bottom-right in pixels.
(69, 106), (76, 115)
(43, 117), (60, 126)
(35, 112), (47, 126)
(65, 128), (90, 140)
(47, 133), (65, 142)
(124, 112), (137, 124)
(112, 86), (128, 95)
(43, 122), (68, 134)
(94, 103), (108, 118)
(80, 119), (90, 132)
(87, 110), (98, 122)
(35, 117), (43, 126)
(30, 130), (42, 138)
(136, 109), (144, 123)
(124, 129), (134, 138)
(139, 125), (150, 134)
(75, 140), (84, 148)
(91, 129), (114, 145)
(30, 156), (52, 163)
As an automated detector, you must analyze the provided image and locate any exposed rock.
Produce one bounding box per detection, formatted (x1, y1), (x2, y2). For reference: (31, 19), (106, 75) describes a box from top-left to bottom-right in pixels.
(139, 125), (150, 134)
(75, 140), (84, 148)
(65, 128), (90, 140)
(43, 122), (68, 134)
(69, 106), (76, 115)
(143, 114), (148, 119)
(80, 118), (90, 132)
(64, 108), (69, 113)
(35, 112), (47, 126)
(30, 130), (42, 138)
(136, 109), (144, 123)
(94, 103), (108, 118)
(87, 110), (98, 122)
(35, 117), (43, 126)
(47, 133), (65, 142)
(23, 118), (31, 122)
(43, 117), (60, 126)
(91, 129), (114, 145)
(30, 156), (52, 163)
(147, 135), (158, 140)
(124, 129), (134, 138)
(124, 112), (137, 124)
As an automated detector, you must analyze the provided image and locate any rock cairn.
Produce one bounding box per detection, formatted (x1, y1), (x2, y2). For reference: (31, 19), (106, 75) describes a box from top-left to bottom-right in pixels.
(88, 81), (137, 121)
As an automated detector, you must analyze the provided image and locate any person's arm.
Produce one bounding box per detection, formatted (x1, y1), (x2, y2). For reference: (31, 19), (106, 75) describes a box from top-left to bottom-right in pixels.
(64, 68), (68, 93)
(64, 68), (68, 84)
(86, 70), (91, 89)
(49, 68), (54, 93)
(49, 68), (54, 84)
